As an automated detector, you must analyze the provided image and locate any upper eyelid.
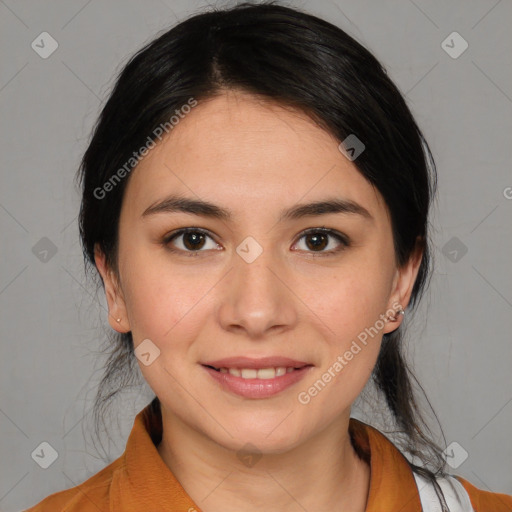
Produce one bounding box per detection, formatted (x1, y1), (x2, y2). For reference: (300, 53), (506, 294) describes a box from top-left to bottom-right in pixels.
(164, 227), (215, 242)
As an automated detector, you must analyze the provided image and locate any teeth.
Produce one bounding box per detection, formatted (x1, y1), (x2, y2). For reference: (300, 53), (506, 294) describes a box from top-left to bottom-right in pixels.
(240, 368), (258, 379)
(257, 368), (276, 379)
(221, 366), (293, 379)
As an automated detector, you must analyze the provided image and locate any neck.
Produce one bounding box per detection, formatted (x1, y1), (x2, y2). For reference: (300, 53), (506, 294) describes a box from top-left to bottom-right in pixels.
(156, 406), (370, 512)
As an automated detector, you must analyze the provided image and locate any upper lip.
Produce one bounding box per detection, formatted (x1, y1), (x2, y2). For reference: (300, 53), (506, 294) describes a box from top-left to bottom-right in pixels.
(202, 356), (312, 369)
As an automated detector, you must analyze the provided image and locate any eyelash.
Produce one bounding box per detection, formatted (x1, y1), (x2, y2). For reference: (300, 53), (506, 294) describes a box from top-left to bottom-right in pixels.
(161, 227), (350, 257)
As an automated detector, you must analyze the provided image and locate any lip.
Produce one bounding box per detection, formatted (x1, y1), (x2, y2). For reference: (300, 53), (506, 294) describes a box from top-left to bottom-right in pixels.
(201, 357), (313, 399)
(201, 356), (310, 369)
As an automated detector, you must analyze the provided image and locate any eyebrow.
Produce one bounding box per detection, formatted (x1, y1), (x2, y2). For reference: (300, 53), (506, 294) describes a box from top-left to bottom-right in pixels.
(141, 194), (373, 222)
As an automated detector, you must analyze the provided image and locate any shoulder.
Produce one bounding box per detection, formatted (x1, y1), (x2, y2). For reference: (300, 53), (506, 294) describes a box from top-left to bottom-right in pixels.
(413, 471), (512, 512)
(22, 456), (125, 512)
(456, 475), (512, 512)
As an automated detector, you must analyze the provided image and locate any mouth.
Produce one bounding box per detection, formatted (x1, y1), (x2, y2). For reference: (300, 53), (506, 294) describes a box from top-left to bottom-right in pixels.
(200, 357), (313, 398)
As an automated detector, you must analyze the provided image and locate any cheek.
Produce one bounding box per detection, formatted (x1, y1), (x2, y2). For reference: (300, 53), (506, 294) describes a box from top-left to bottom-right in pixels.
(297, 284), (385, 415)
(120, 261), (213, 395)
(297, 344), (379, 429)
(303, 261), (393, 342)
(296, 251), (392, 397)
(125, 274), (209, 340)
(119, 247), (224, 357)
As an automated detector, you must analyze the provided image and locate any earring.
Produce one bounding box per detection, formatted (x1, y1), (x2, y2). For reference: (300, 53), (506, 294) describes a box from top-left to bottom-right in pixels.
(116, 318), (121, 323)
(387, 308), (405, 322)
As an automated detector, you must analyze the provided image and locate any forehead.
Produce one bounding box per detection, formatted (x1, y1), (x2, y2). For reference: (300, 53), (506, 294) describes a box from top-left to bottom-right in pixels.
(121, 91), (387, 223)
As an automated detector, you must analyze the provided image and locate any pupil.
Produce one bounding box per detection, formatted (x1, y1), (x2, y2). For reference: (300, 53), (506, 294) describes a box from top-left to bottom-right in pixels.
(184, 232), (204, 250)
(307, 233), (327, 251)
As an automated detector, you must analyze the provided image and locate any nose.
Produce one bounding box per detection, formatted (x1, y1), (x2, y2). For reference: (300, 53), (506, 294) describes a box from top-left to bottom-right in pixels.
(215, 244), (299, 339)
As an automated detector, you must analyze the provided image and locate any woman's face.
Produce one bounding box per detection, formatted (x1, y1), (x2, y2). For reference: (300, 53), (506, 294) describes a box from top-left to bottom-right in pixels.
(96, 90), (420, 453)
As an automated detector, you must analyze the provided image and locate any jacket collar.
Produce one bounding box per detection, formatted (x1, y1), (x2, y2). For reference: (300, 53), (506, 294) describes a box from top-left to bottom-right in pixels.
(110, 400), (422, 511)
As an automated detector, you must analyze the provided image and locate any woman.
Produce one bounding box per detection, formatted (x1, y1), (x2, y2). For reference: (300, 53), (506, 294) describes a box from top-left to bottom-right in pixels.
(25, 2), (512, 511)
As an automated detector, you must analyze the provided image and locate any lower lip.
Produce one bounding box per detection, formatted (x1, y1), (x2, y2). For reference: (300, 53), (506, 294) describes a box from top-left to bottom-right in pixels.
(202, 365), (312, 399)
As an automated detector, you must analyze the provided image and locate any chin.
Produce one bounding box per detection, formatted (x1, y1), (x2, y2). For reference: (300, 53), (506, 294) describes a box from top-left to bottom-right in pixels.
(211, 412), (308, 454)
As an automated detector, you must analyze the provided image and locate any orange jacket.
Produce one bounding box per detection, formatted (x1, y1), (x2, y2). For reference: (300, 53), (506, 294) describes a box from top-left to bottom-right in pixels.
(24, 402), (512, 511)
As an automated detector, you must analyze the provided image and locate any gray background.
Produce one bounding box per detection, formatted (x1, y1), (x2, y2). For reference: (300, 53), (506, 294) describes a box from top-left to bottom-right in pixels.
(1, 0), (511, 510)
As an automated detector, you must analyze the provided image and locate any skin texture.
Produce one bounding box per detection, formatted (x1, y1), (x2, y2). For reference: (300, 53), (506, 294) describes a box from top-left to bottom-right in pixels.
(95, 90), (422, 512)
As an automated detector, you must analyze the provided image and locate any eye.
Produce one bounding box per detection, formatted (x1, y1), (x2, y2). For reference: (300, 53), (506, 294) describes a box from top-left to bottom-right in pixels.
(162, 227), (350, 256)
(293, 228), (349, 254)
(163, 228), (220, 254)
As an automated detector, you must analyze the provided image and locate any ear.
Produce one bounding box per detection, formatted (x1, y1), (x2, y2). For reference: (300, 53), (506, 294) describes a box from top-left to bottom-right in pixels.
(94, 243), (130, 333)
(383, 237), (424, 334)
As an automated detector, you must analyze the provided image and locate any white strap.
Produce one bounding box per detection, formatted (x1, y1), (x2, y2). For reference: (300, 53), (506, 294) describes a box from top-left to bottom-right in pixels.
(413, 471), (475, 512)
